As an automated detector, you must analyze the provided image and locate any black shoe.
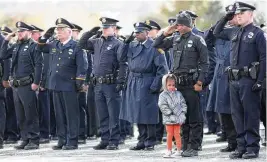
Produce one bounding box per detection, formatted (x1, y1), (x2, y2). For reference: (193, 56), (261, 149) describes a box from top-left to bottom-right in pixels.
(216, 131), (222, 137)
(229, 150), (245, 159)
(93, 143), (108, 150)
(181, 149), (198, 157)
(216, 136), (227, 142)
(155, 140), (162, 145)
(24, 142), (39, 150)
(87, 136), (97, 140)
(107, 144), (119, 150)
(4, 139), (18, 144)
(52, 144), (64, 150)
(39, 138), (50, 144)
(262, 142), (266, 146)
(78, 139), (86, 144)
(220, 145), (236, 152)
(62, 145), (78, 150)
(129, 145), (145, 150)
(119, 139), (125, 145)
(242, 152), (259, 159)
(144, 146), (154, 151)
(197, 146), (202, 151)
(14, 141), (29, 150)
(204, 131), (215, 135)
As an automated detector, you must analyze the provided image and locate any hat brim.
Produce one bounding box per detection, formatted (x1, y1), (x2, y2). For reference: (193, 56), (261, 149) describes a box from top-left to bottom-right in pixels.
(17, 28), (29, 32)
(56, 24), (70, 28)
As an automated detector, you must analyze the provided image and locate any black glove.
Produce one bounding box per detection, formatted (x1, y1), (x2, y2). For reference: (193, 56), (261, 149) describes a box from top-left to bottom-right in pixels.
(76, 80), (84, 91)
(38, 27), (55, 44)
(225, 12), (235, 21)
(252, 81), (262, 92)
(116, 83), (124, 92)
(149, 89), (158, 94)
(95, 30), (102, 38)
(124, 32), (135, 44)
(78, 26), (100, 49)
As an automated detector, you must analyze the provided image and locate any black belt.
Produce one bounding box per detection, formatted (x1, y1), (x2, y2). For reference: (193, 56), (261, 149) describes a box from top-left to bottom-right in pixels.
(92, 74), (116, 85)
(12, 75), (33, 87)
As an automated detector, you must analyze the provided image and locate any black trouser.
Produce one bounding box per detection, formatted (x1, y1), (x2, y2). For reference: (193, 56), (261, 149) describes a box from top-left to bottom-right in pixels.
(78, 92), (88, 140)
(0, 87), (6, 144)
(220, 113), (237, 146)
(137, 124), (156, 147)
(53, 91), (79, 146)
(178, 87), (202, 151)
(13, 85), (39, 144)
(206, 111), (220, 133)
(49, 90), (56, 137)
(261, 88), (266, 139)
(4, 88), (19, 141)
(87, 84), (99, 137)
(38, 90), (50, 139)
(156, 110), (164, 142)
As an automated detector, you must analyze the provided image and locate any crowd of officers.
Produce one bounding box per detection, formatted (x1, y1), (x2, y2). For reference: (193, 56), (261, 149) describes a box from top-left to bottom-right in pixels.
(0, 1), (266, 159)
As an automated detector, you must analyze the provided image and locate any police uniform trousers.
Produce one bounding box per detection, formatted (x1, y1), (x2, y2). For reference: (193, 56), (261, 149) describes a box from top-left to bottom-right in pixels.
(0, 86), (6, 144)
(155, 110), (164, 142)
(12, 85), (39, 144)
(87, 84), (99, 137)
(220, 113), (237, 147)
(178, 86), (203, 151)
(78, 92), (88, 140)
(199, 87), (209, 146)
(53, 90), (79, 146)
(49, 89), (56, 137)
(137, 124), (156, 147)
(260, 88), (266, 140)
(230, 78), (261, 154)
(94, 83), (120, 146)
(4, 87), (19, 141)
(38, 90), (50, 139)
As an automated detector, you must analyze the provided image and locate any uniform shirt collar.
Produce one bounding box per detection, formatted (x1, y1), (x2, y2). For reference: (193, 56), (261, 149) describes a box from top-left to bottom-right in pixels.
(62, 37), (72, 45)
(242, 23), (253, 32)
(181, 31), (192, 39)
(101, 35), (115, 41)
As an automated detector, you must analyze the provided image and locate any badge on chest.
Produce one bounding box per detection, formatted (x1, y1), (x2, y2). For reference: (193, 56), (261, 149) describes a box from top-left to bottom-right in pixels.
(23, 45), (28, 51)
(107, 44), (112, 50)
(247, 32), (254, 39)
(68, 49), (73, 55)
(187, 40), (193, 48)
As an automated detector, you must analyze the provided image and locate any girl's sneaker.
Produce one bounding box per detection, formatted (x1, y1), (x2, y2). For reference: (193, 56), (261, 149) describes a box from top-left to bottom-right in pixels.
(172, 150), (182, 156)
(163, 150), (174, 158)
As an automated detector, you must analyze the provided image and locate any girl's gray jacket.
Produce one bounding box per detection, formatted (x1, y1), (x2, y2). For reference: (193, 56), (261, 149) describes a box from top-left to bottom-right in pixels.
(158, 74), (187, 124)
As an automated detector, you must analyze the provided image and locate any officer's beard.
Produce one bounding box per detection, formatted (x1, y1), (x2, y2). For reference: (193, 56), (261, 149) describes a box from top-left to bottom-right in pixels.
(18, 34), (30, 43)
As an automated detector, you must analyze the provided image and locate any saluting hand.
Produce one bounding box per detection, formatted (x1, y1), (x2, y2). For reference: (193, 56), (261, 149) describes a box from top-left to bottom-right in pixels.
(163, 25), (177, 36)
(5, 32), (16, 41)
(31, 83), (39, 91)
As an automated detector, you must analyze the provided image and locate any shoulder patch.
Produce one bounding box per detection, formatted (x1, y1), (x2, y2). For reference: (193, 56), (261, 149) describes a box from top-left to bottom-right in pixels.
(157, 48), (165, 54)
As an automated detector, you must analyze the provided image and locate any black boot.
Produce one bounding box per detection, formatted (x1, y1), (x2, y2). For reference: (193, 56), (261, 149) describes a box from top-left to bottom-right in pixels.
(216, 136), (227, 142)
(14, 141), (29, 150)
(181, 149), (198, 157)
(106, 144), (119, 150)
(229, 150), (245, 159)
(242, 151), (259, 159)
(93, 143), (108, 150)
(220, 144), (236, 152)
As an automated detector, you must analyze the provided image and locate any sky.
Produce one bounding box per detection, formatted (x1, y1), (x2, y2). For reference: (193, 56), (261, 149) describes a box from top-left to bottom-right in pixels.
(0, 0), (266, 34)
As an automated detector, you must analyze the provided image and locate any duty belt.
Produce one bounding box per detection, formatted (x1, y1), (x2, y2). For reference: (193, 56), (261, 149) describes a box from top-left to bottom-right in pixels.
(226, 62), (259, 81)
(91, 74), (116, 85)
(11, 75), (33, 87)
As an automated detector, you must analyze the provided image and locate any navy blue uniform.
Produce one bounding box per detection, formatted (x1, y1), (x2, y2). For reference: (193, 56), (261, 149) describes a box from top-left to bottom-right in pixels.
(0, 38), (43, 145)
(81, 35), (127, 147)
(214, 22), (266, 154)
(39, 39), (88, 147)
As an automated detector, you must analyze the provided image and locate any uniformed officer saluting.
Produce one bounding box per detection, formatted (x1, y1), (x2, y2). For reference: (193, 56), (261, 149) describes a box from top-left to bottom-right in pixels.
(214, 2), (266, 159)
(0, 21), (43, 150)
(38, 18), (88, 150)
(78, 17), (127, 150)
(153, 12), (209, 157)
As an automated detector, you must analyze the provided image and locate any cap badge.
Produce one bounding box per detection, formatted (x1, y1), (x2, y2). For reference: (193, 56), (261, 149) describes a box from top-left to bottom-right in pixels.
(229, 5), (233, 11)
(136, 23), (139, 27)
(102, 18), (106, 23)
(18, 22), (21, 27)
(145, 20), (150, 25)
(58, 18), (62, 24)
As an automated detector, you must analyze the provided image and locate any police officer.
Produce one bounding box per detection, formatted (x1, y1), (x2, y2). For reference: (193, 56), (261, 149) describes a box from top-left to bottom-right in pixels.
(154, 13), (209, 157)
(30, 25), (51, 144)
(144, 20), (165, 145)
(0, 21), (43, 150)
(0, 26), (19, 144)
(120, 22), (168, 151)
(78, 17), (127, 150)
(38, 18), (88, 150)
(206, 4), (239, 152)
(0, 33), (11, 149)
(71, 23), (89, 144)
(214, 2), (266, 159)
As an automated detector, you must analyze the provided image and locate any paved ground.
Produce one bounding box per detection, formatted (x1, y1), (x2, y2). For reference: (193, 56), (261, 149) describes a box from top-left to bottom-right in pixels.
(0, 128), (266, 162)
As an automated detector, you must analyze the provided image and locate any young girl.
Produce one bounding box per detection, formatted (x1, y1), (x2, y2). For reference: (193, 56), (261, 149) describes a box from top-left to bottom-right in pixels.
(158, 74), (187, 158)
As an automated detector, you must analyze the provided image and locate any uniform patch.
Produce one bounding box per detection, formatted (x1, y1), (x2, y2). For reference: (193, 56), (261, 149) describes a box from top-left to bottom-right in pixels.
(102, 18), (106, 23)
(157, 48), (165, 54)
(200, 37), (207, 46)
(248, 32), (254, 39)
(107, 44), (112, 50)
(187, 40), (193, 47)
(68, 49), (73, 55)
(52, 48), (56, 53)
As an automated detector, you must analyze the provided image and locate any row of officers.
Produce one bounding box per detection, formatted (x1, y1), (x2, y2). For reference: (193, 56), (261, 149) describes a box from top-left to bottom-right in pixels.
(0, 1), (266, 159)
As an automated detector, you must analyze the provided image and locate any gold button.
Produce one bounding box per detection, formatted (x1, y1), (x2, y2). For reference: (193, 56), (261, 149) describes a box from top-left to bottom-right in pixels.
(59, 58), (61, 60)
